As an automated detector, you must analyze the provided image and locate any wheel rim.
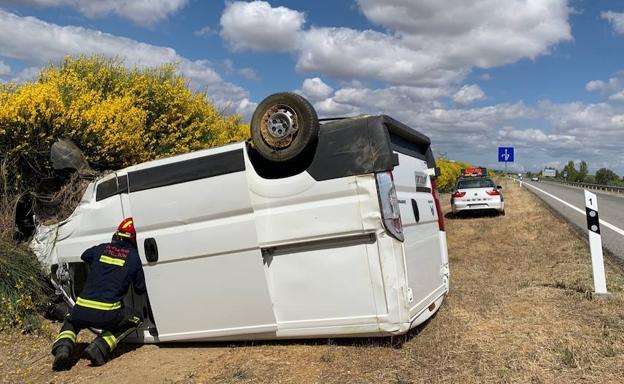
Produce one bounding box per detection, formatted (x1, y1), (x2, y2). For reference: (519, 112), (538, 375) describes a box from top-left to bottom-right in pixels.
(260, 104), (299, 149)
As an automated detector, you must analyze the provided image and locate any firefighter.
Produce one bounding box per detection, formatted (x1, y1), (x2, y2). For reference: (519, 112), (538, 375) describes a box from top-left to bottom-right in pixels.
(51, 217), (146, 371)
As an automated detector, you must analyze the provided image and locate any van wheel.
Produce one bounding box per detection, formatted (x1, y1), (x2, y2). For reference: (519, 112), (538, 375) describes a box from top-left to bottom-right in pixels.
(251, 92), (319, 162)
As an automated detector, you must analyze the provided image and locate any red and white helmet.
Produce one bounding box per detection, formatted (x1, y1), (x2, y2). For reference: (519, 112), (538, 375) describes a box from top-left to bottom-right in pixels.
(115, 217), (136, 241)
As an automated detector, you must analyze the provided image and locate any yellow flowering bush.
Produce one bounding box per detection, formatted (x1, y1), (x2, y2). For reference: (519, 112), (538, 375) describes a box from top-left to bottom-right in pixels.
(0, 56), (249, 192)
(436, 159), (473, 192)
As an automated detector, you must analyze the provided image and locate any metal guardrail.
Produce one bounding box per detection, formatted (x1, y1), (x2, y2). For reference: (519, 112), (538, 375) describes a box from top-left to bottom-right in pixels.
(544, 179), (624, 194)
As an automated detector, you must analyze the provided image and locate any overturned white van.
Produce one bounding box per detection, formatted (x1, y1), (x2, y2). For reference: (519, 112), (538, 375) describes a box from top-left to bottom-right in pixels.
(34, 93), (449, 343)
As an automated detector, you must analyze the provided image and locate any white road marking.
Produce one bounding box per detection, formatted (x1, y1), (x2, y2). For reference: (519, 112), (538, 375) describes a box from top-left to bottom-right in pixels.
(523, 182), (624, 237)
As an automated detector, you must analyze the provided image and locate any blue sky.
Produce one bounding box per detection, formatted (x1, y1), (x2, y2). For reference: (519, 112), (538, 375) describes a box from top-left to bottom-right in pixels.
(1, 0), (623, 174)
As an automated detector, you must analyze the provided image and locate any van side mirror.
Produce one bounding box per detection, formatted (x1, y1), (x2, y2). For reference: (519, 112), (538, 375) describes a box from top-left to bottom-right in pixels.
(435, 166), (441, 177)
(497, 185), (502, 189)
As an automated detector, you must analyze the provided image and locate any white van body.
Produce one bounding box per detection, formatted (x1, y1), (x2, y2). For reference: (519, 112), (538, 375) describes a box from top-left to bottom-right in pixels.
(34, 115), (449, 343)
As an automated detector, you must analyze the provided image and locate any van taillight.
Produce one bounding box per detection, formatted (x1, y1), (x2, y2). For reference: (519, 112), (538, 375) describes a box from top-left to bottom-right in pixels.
(375, 171), (404, 241)
(431, 177), (445, 232)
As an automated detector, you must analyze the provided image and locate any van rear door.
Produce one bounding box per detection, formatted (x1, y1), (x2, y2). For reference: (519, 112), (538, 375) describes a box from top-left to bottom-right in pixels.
(126, 143), (277, 341)
(385, 121), (446, 318)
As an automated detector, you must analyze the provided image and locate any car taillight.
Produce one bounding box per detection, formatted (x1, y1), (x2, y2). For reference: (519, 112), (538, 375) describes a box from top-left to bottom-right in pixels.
(431, 177), (445, 231)
(486, 189), (500, 196)
(375, 171), (404, 241)
(451, 191), (466, 198)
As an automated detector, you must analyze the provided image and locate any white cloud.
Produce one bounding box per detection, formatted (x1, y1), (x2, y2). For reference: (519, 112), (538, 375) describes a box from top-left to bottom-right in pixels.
(586, 77), (621, 94)
(0, 60), (10, 76)
(602, 11), (624, 35)
(498, 127), (576, 146)
(0, 9), (250, 113)
(453, 84), (486, 105)
(609, 90), (624, 102)
(194, 26), (216, 37)
(586, 79), (606, 92)
(586, 72), (624, 102)
(0, 10), (177, 67)
(299, 78), (333, 101)
(309, 84), (451, 117)
(10, 66), (40, 83)
(221, 0), (571, 87)
(239, 67), (258, 80)
(212, 1), (616, 171)
(0, 0), (188, 26)
(233, 98), (258, 121)
(538, 101), (624, 137)
(220, 1), (305, 52)
(296, 27), (463, 87)
(222, 59), (259, 80)
(314, 98), (360, 116)
(308, 80), (624, 172)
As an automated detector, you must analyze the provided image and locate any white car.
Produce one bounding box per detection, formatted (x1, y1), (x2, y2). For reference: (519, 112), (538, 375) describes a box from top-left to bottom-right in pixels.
(31, 93), (450, 343)
(451, 177), (505, 216)
(531, 177), (539, 182)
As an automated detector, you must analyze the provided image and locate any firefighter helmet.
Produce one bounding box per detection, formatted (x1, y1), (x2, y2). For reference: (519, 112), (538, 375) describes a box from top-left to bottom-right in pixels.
(115, 218), (135, 241)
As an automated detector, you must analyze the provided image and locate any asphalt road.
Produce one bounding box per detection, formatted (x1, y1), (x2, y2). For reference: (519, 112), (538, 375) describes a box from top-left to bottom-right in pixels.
(522, 180), (624, 264)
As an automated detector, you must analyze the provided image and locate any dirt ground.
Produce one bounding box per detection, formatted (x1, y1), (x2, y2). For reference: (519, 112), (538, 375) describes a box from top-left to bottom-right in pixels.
(2, 181), (624, 383)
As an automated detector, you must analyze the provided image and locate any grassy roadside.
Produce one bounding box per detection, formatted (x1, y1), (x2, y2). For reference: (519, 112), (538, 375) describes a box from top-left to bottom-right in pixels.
(1, 181), (623, 383)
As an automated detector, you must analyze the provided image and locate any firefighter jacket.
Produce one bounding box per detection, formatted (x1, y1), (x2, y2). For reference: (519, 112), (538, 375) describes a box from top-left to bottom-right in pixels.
(76, 239), (146, 310)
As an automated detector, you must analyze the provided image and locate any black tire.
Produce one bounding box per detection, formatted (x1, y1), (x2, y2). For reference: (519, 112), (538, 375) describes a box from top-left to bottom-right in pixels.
(251, 92), (319, 162)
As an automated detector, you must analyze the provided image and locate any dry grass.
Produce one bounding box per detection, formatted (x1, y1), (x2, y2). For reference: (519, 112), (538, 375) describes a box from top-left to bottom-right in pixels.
(1, 182), (624, 383)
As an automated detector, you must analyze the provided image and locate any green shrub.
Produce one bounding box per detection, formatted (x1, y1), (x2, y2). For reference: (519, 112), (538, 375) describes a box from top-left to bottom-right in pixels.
(0, 239), (50, 330)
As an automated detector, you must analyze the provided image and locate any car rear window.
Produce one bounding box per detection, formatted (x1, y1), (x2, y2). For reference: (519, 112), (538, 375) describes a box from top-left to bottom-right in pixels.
(457, 178), (496, 189)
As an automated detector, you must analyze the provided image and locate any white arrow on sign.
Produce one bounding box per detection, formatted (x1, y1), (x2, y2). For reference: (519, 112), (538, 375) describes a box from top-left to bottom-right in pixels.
(502, 148), (510, 161)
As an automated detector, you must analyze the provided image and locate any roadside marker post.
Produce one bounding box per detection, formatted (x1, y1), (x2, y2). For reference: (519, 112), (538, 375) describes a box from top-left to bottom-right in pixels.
(584, 190), (609, 296)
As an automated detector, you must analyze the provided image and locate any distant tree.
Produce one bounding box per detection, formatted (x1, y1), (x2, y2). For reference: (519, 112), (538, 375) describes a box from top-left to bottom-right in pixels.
(595, 168), (620, 186)
(563, 161), (577, 181)
(577, 161), (588, 182)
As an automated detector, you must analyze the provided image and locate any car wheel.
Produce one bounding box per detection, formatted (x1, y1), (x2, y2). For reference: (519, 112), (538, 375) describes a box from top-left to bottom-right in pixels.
(251, 92), (319, 162)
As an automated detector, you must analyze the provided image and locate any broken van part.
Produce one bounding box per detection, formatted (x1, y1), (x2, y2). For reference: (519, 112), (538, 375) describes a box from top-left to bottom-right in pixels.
(50, 139), (90, 172)
(31, 92), (449, 343)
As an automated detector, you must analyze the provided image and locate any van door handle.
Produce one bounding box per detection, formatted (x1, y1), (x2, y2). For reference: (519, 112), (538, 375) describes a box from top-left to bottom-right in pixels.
(144, 238), (158, 262)
(411, 199), (420, 223)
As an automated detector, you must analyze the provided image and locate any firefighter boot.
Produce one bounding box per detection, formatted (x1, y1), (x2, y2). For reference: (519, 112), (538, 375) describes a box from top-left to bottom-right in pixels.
(52, 328), (77, 371)
(52, 345), (72, 371)
(84, 337), (111, 366)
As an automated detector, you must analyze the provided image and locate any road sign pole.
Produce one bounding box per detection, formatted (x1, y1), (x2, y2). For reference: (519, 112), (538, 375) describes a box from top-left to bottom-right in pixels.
(504, 161), (507, 188)
(584, 190), (609, 296)
(498, 147), (514, 188)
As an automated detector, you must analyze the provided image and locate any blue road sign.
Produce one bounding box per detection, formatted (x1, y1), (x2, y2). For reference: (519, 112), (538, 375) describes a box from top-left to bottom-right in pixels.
(498, 147), (514, 162)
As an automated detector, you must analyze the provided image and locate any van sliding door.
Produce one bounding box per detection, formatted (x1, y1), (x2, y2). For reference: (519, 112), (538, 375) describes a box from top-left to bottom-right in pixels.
(127, 145), (277, 341)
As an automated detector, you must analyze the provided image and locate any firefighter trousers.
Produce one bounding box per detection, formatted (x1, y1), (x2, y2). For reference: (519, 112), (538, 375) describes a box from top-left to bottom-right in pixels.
(52, 304), (142, 363)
